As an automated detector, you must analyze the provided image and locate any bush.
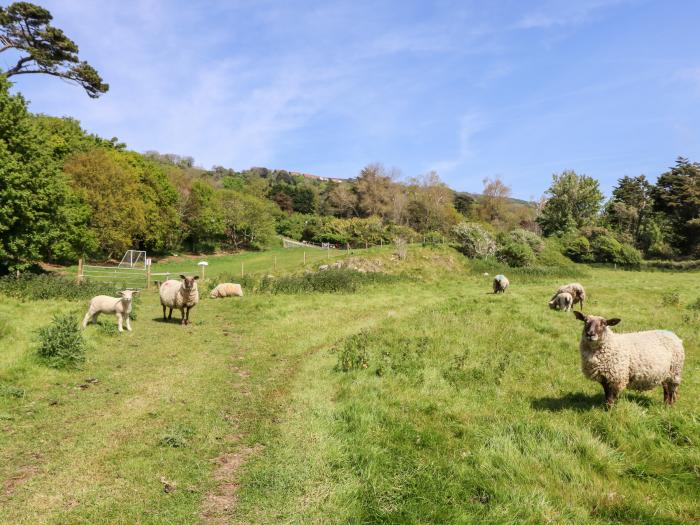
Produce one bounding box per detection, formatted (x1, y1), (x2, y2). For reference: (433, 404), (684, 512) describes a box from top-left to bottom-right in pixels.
(496, 242), (536, 267)
(451, 222), (496, 258)
(590, 235), (641, 266)
(37, 312), (87, 368)
(508, 229), (545, 254)
(0, 274), (116, 301)
(334, 331), (371, 372)
(563, 236), (594, 263)
(640, 259), (700, 271)
(259, 268), (401, 294)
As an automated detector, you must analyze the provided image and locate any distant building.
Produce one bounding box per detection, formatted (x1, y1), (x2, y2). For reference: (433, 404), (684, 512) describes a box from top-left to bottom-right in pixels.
(293, 172), (346, 183)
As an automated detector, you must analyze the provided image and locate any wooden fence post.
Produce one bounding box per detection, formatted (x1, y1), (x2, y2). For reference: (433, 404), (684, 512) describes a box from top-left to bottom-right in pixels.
(77, 258), (83, 284)
(147, 261), (152, 289)
(241, 262), (244, 277)
(274, 255), (277, 271)
(303, 251), (306, 265)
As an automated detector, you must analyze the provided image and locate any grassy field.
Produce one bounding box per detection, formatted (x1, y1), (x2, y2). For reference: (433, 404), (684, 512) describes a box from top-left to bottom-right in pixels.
(1, 246), (698, 524)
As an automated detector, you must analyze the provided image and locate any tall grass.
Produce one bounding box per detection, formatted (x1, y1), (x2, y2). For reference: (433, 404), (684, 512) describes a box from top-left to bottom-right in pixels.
(0, 274), (117, 301)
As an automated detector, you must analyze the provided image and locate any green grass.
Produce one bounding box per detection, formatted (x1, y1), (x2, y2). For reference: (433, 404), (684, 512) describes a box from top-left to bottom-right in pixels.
(1, 246), (698, 524)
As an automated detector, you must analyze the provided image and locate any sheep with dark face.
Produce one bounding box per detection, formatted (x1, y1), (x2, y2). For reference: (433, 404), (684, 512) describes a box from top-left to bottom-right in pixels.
(159, 275), (199, 325)
(574, 311), (685, 407)
(493, 274), (509, 294)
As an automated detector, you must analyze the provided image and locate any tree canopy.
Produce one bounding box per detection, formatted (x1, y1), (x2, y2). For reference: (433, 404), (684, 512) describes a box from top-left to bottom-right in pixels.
(0, 2), (108, 97)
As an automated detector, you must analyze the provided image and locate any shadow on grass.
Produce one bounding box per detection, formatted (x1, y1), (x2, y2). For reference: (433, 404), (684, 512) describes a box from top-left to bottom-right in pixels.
(531, 392), (604, 412)
(151, 317), (185, 324)
(532, 391), (656, 412)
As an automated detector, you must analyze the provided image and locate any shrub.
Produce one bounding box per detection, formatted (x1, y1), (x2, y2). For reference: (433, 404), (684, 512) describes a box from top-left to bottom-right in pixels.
(37, 313), (87, 368)
(590, 235), (641, 266)
(661, 291), (681, 307)
(422, 231), (444, 245)
(0, 274), (116, 301)
(334, 331), (371, 372)
(508, 229), (545, 254)
(563, 236), (594, 263)
(496, 242), (536, 267)
(451, 222), (496, 258)
(259, 268), (400, 294)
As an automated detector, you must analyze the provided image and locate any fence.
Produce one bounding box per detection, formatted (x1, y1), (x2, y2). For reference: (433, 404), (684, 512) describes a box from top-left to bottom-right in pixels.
(77, 258), (150, 289)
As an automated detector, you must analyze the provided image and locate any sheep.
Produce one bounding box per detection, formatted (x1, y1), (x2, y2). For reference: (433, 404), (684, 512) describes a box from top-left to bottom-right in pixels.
(493, 274), (509, 294)
(209, 282), (244, 299)
(82, 289), (139, 333)
(549, 292), (573, 311)
(159, 275), (199, 325)
(573, 311), (685, 407)
(552, 283), (585, 310)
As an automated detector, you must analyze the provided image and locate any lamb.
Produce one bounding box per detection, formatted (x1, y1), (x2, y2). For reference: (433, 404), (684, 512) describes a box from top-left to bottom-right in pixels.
(82, 289), (139, 333)
(159, 275), (199, 325)
(549, 292), (573, 311)
(209, 282), (244, 299)
(493, 274), (509, 294)
(573, 311), (685, 407)
(552, 283), (585, 310)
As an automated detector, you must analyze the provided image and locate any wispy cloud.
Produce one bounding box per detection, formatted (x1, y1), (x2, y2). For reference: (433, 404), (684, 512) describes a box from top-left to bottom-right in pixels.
(428, 113), (483, 175)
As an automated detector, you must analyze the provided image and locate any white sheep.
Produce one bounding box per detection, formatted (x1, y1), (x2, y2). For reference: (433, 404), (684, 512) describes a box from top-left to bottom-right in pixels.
(552, 283), (585, 310)
(549, 292), (573, 311)
(574, 311), (685, 406)
(82, 289), (139, 333)
(209, 282), (244, 299)
(159, 275), (199, 325)
(493, 274), (509, 294)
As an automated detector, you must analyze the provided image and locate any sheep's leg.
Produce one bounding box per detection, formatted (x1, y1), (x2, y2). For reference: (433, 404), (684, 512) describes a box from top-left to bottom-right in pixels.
(117, 313), (124, 333)
(168, 307), (173, 320)
(181, 308), (186, 325)
(162, 304), (167, 320)
(601, 380), (618, 408)
(82, 310), (92, 329)
(125, 314), (132, 332)
(665, 382), (679, 405)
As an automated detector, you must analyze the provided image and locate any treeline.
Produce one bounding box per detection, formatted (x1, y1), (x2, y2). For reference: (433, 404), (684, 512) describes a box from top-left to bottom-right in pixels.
(1, 76), (699, 274)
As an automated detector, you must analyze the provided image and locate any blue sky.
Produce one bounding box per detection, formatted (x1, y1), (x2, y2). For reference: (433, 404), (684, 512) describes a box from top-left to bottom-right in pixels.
(7, 0), (700, 199)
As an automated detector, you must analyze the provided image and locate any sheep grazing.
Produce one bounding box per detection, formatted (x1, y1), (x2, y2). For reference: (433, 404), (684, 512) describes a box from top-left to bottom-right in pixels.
(574, 311), (685, 407)
(209, 282), (244, 299)
(552, 283), (585, 310)
(549, 292), (573, 311)
(493, 274), (509, 294)
(82, 289), (139, 333)
(159, 275), (199, 325)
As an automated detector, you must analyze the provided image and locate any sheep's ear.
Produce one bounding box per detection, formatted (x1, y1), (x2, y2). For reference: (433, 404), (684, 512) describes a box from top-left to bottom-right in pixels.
(573, 311), (586, 322)
(179, 274), (187, 280)
(117, 291), (124, 297)
(193, 276), (199, 280)
(132, 290), (139, 295)
(606, 318), (621, 326)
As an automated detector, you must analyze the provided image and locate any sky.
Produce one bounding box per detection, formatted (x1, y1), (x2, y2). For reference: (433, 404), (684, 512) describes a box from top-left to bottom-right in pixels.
(6, 0), (700, 199)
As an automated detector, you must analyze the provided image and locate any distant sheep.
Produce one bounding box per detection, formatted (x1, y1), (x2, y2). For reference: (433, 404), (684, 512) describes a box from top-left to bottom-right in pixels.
(574, 311), (685, 407)
(549, 292), (573, 311)
(552, 283), (585, 310)
(493, 274), (509, 294)
(82, 289), (138, 333)
(210, 283), (244, 299)
(160, 275), (199, 325)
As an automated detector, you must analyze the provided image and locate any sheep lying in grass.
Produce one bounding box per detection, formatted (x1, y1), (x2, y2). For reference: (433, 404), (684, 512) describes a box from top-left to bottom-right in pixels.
(82, 290), (138, 333)
(574, 311), (685, 407)
(552, 283), (585, 310)
(493, 274), (509, 294)
(549, 292), (573, 311)
(210, 283), (243, 298)
(160, 275), (199, 325)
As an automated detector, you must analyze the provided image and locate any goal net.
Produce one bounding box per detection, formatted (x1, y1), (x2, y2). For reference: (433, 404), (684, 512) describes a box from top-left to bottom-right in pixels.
(118, 250), (148, 269)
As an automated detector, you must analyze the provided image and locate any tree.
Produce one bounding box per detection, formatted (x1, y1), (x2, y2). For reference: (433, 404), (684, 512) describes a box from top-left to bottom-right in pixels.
(406, 171), (460, 233)
(356, 163), (394, 218)
(0, 2), (108, 97)
(454, 192), (475, 217)
(64, 149), (146, 258)
(604, 175), (653, 246)
(0, 77), (92, 272)
(477, 177), (511, 224)
(652, 158), (700, 256)
(537, 170), (604, 236)
(216, 190), (277, 250)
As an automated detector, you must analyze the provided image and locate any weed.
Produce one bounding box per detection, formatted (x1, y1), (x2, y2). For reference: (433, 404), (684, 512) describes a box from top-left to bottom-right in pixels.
(159, 425), (195, 448)
(0, 382), (25, 399)
(0, 274), (116, 301)
(661, 290), (681, 307)
(335, 331), (371, 372)
(36, 312), (87, 368)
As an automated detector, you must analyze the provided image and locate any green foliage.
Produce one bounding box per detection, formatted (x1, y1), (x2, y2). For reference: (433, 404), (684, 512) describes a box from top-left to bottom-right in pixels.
(216, 189), (279, 250)
(0, 273), (115, 301)
(158, 424), (195, 448)
(259, 268), (401, 294)
(590, 235), (642, 266)
(652, 157), (700, 256)
(0, 2), (108, 97)
(36, 312), (87, 368)
(496, 241), (536, 267)
(334, 331), (371, 372)
(660, 291), (681, 307)
(451, 222), (496, 258)
(641, 259), (700, 271)
(563, 236), (594, 263)
(508, 228), (544, 254)
(537, 170), (604, 236)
